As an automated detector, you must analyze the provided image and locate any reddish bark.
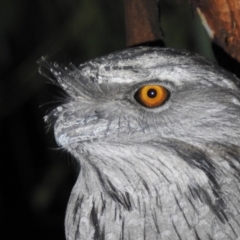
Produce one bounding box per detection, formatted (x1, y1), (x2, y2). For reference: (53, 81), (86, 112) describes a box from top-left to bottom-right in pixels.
(123, 0), (163, 47)
(191, 0), (240, 62)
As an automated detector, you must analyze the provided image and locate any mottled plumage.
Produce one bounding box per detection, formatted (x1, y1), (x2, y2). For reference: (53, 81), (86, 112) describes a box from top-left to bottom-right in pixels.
(40, 47), (240, 240)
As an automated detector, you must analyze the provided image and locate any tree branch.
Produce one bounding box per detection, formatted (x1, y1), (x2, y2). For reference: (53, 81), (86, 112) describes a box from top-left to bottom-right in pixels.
(192, 0), (240, 62)
(123, 0), (164, 47)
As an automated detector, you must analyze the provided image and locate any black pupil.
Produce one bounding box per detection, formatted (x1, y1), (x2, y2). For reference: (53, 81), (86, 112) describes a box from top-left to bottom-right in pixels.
(147, 89), (157, 98)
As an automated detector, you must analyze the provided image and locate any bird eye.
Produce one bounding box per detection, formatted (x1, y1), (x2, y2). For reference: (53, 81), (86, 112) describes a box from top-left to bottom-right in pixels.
(134, 85), (169, 108)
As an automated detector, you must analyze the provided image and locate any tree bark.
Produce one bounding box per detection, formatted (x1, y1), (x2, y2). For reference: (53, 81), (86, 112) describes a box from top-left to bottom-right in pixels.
(123, 0), (164, 47)
(191, 0), (240, 62)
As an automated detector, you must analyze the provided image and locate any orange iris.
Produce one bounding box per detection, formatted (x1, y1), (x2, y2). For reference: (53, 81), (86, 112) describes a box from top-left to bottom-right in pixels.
(135, 85), (169, 108)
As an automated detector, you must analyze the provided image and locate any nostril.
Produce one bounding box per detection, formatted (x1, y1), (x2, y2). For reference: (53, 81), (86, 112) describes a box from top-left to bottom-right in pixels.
(94, 110), (104, 118)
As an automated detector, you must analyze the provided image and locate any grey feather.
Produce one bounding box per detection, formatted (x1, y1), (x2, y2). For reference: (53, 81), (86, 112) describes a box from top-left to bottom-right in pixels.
(40, 47), (240, 240)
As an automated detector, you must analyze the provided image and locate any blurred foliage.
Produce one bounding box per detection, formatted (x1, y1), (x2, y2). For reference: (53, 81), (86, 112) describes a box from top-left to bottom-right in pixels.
(161, 0), (215, 61)
(0, 0), (213, 239)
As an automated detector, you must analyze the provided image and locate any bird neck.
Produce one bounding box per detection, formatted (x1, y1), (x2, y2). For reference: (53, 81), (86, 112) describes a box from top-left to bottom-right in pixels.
(65, 141), (240, 240)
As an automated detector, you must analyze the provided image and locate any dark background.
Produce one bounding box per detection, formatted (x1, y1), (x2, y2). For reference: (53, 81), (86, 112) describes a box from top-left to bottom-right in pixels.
(0, 0), (214, 239)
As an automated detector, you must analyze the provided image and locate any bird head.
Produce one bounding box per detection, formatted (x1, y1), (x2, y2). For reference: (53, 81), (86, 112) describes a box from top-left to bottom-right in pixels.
(42, 47), (240, 146)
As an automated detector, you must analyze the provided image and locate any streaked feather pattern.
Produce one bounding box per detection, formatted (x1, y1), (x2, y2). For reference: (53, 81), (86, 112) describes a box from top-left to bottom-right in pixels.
(40, 47), (240, 239)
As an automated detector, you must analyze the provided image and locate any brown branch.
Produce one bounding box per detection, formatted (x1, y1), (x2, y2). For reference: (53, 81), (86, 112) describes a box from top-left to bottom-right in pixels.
(123, 0), (164, 47)
(191, 0), (240, 62)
